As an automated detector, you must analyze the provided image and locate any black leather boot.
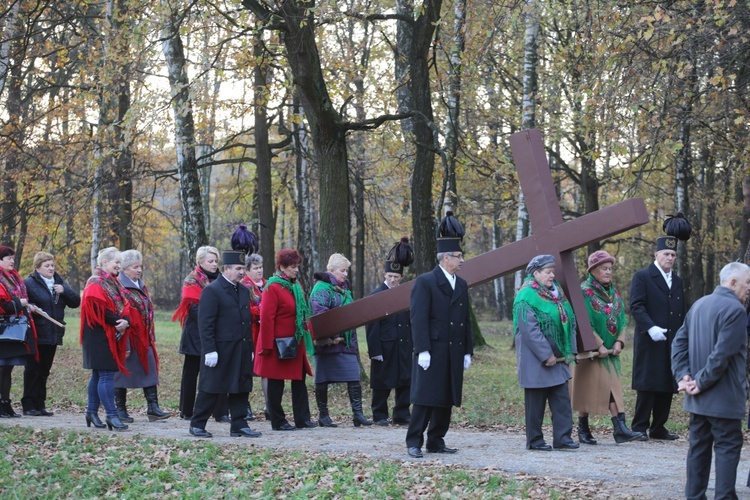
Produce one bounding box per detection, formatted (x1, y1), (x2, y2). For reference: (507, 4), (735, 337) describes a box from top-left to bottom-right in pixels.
(105, 415), (129, 431)
(143, 386), (171, 421)
(348, 382), (373, 427)
(2, 399), (20, 418)
(613, 413), (647, 443)
(315, 383), (337, 427)
(114, 388), (134, 423)
(577, 415), (597, 445)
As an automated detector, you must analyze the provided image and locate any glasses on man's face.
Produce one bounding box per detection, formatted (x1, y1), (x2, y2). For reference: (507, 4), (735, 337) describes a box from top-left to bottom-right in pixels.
(446, 253), (464, 260)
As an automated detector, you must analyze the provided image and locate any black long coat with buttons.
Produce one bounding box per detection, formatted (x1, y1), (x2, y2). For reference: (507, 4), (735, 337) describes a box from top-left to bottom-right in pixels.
(630, 263), (685, 393)
(409, 265), (473, 408)
(197, 276), (254, 394)
(366, 282), (412, 390)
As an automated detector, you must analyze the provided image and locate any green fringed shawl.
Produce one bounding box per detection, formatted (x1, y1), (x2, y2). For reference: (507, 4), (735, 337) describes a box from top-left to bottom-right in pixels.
(513, 275), (575, 363)
(266, 273), (314, 354)
(581, 274), (626, 374)
(310, 279), (354, 347)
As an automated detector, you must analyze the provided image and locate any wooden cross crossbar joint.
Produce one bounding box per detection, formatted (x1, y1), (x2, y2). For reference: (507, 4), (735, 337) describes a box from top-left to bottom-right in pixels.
(309, 129), (648, 353)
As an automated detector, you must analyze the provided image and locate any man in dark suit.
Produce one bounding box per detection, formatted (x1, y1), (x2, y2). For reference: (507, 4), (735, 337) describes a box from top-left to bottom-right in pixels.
(629, 235), (686, 440)
(672, 262), (750, 499)
(189, 250), (261, 438)
(405, 221), (473, 458)
(366, 258), (412, 426)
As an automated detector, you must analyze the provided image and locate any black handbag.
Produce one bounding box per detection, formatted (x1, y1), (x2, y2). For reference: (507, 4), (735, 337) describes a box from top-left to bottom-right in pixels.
(0, 314), (30, 343)
(275, 336), (298, 360)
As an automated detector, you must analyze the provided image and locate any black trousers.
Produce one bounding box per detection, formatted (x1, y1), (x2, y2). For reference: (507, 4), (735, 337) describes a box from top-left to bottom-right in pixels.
(191, 391), (248, 432)
(523, 382), (574, 448)
(405, 404), (452, 450)
(685, 413), (742, 500)
(179, 354), (227, 418)
(371, 386), (411, 422)
(266, 376), (311, 429)
(21, 344), (57, 411)
(631, 390), (673, 435)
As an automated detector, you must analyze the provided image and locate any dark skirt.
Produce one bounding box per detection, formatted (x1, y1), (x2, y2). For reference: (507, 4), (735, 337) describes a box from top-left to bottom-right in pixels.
(114, 347), (159, 388)
(314, 352), (359, 383)
(0, 355), (27, 366)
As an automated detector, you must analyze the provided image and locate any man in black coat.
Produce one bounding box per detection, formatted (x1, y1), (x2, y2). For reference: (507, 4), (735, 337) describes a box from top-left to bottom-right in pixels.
(189, 250), (261, 438)
(629, 235), (686, 440)
(366, 261), (412, 426)
(405, 236), (473, 458)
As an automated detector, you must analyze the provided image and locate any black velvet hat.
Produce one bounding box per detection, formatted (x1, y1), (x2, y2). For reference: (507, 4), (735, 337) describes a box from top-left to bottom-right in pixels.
(655, 236), (677, 252)
(436, 211), (464, 254)
(384, 236), (414, 275)
(222, 250), (245, 266)
(656, 212), (691, 252)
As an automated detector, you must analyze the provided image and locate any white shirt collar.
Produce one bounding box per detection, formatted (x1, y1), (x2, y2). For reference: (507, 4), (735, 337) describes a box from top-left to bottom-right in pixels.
(439, 264), (456, 290)
(654, 260), (672, 288)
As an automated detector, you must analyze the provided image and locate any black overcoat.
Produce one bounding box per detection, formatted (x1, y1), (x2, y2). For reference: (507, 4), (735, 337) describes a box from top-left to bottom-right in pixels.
(24, 271), (80, 346)
(197, 276), (254, 394)
(409, 266), (473, 408)
(630, 263), (685, 393)
(365, 282), (412, 390)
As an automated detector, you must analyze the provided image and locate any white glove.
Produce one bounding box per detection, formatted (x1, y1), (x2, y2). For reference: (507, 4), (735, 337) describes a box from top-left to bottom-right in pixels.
(417, 351), (431, 370)
(463, 354), (472, 370)
(371, 355), (384, 362)
(647, 326), (668, 342)
(204, 351), (218, 367)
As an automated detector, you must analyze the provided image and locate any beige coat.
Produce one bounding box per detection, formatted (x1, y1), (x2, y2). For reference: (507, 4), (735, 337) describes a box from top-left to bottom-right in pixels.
(571, 330), (626, 415)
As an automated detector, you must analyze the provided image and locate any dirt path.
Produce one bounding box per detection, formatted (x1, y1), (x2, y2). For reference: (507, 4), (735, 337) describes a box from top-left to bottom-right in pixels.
(3, 411), (750, 499)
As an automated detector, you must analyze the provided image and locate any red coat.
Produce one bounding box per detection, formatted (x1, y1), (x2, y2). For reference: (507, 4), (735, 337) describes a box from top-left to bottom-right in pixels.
(255, 281), (312, 380)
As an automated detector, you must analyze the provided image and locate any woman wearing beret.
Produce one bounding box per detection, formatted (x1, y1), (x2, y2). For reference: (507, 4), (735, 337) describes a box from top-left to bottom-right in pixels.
(571, 250), (646, 444)
(513, 254), (578, 451)
(22, 251), (80, 416)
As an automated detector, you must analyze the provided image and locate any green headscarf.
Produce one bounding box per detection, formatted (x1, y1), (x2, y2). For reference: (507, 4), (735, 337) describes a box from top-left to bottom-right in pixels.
(266, 272), (314, 354)
(513, 274), (576, 363)
(581, 274), (626, 374)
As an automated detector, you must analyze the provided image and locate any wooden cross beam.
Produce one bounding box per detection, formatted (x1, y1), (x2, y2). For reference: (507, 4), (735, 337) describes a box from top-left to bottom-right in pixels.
(310, 129), (648, 351)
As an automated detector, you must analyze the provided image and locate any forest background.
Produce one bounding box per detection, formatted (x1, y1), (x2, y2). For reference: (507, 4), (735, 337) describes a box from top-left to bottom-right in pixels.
(2, 0), (750, 322)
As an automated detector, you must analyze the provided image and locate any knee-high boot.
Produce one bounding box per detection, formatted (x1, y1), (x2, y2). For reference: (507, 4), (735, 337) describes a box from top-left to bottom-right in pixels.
(315, 383), (337, 427)
(143, 386), (171, 421)
(348, 382), (373, 427)
(114, 388), (134, 423)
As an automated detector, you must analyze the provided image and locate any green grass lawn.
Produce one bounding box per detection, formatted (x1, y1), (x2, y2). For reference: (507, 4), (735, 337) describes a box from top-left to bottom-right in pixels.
(0, 311), (691, 497)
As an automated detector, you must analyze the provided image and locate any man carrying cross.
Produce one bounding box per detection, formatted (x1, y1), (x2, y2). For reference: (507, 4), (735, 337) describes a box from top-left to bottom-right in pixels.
(405, 213), (473, 459)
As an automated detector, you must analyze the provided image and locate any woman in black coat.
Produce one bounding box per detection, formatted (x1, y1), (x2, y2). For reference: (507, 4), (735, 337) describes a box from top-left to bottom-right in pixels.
(22, 252), (80, 416)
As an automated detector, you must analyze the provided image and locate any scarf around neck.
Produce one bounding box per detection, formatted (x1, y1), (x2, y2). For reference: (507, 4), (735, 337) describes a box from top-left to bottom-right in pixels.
(172, 265), (217, 326)
(0, 267), (28, 301)
(581, 274), (626, 374)
(266, 271), (313, 353)
(310, 274), (355, 348)
(513, 275), (575, 362)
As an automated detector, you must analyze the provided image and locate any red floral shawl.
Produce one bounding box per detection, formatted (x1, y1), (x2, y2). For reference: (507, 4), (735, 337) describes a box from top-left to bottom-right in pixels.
(80, 269), (132, 374)
(0, 267), (38, 359)
(123, 281), (158, 374)
(240, 275), (265, 344)
(172, 266), (212, 326)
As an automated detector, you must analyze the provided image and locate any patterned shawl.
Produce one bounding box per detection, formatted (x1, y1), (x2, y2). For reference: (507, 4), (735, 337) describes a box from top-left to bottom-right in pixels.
(0, 267), (38, 359)
(241, 276), (265, 343)
(122, 279), (157, 374)
(172, 266), (214, 326)
(513, 275), (576, 362)
(80, 269), (131, 374)
(309, 273), (355, 348)
(266, 271), (313, 353)
(581, 274), (627, 374)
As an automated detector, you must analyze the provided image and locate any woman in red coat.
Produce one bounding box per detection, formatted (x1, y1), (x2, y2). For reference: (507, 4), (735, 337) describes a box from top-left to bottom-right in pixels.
(255, 249), (315, 430)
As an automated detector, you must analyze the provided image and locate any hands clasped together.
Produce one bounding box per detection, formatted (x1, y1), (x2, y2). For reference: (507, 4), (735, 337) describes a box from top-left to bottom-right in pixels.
(678, 375), (701, 395)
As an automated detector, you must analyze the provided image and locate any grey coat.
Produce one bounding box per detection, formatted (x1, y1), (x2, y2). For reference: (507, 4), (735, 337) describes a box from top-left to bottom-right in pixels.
(515, 309), (576, 389)
(671, 286), (747, 420)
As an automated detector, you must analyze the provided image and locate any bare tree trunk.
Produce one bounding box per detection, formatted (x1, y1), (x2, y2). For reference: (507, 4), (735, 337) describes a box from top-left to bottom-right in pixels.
(161, 2), (207, 266)
(253, 33), (276, 277)
(493, 220), (508, 320)
(0, 0), (20, 100)
(293, 96), (317, 292)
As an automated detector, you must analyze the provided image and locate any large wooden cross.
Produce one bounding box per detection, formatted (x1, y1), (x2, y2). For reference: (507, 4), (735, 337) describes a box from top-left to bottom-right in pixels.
(310, 129), (649, 351)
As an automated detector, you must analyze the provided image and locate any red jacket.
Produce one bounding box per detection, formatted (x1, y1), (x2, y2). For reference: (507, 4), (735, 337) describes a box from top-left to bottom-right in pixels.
(255, 281), (312, 380)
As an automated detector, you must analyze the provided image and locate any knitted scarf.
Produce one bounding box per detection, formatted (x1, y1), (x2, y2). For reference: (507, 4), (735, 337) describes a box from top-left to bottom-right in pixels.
(266, 271), (313, 353)
(513, 275), (575, 362)
(172, 266), (216, 326)
(310, 275), (354, 348)
(581, 274), (626, 374)
(122, 281), (158, 374)
(80, 269), (131, 374)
